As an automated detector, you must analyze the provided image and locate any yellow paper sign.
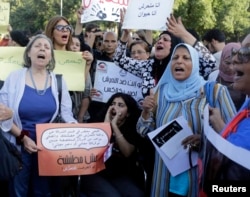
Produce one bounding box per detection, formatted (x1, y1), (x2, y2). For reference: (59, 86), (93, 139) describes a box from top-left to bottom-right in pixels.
(0, 2), (10, 25)
(0, 47), (86, 91)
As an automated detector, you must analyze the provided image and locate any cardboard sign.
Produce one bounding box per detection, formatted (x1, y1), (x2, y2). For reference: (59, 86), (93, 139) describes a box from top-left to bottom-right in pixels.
(92, 60), (144, 104)
(122, 0), (174, 31)
(0, 2), (9, 34)
(81, 0), (129, 23)
(0, 47), (86, 91)
(36, 123), (112, 176)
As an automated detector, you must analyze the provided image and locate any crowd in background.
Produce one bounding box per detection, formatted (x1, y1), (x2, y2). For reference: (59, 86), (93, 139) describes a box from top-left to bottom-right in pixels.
(0, 5), (250, 197)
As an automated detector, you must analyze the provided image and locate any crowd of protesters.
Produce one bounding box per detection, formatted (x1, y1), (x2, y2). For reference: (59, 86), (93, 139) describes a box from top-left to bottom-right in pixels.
(0, 5), (250, 197)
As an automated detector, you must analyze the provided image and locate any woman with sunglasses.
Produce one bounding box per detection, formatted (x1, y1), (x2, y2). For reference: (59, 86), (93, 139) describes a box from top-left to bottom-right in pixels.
(209, 42), (246, 111)
(202, 36), (250, 195)
(114, 12), (216, 97)
(44, 15), (94, 195)
(44, 15), (93, 78)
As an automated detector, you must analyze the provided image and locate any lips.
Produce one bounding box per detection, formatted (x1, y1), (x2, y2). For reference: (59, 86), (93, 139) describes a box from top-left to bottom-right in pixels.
(155, 45), (163, 50)
(61, 35), (68, 41)
(37, 54), (45, 59)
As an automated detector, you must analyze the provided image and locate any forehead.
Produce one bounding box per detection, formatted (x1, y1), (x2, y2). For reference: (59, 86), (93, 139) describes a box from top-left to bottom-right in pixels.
(32, 38), (50, 45)
(103, 32), (117, 40)
(113, 97), (125, 103)
(131, 43), (146, 50)
(159, 33), (171, 40)
(56, 19), (69, 26)
(72, 37), (80, 43)
(133, 32), (139, 37)
(174, 46), (190, 54)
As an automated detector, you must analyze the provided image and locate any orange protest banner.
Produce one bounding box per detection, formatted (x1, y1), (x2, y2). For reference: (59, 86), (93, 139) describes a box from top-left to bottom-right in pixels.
(36, 123), (112, 176)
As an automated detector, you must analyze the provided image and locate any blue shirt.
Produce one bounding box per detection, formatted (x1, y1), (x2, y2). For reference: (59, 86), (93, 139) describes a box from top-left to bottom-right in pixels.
(19, 85), (56, 140)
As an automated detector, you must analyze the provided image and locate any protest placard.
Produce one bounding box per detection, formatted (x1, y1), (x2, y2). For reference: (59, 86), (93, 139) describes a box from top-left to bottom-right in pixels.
(122, 0), (174, 31)
(0, 47), (86, 91)
(81, 0), (129, 23)
(0, 2), (10, 34)
(36, 123), (112, 176)
(92, 60), (144, 105)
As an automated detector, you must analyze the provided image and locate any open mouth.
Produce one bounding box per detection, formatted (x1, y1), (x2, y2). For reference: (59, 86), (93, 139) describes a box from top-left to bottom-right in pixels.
(235, 70), (244, 77)
(37, 54), (45, 59)
(62, 35), (68, 40)
(175, 67), (184, 72)
(156, 46), (163, 50)
(111, 110), (116, 116)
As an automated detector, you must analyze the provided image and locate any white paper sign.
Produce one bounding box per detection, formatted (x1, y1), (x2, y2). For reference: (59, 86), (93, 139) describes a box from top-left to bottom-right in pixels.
(148, 116), (198, 176)
(203, 104), (250, 170)
(122, 0), (174, 31)
(81, 0), (129, 23)
(93, 60), (144, 104)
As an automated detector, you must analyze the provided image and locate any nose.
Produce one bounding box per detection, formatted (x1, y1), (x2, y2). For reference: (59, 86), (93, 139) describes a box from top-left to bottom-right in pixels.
(157, 37), (163, 43)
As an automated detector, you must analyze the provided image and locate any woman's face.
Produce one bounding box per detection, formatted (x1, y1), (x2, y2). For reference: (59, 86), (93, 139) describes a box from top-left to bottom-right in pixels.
(221, 56), (234, 76)
(28, 38), (52, 68)
(110, 97), (128, 121)
(171, 47), (192, 81)
(70, 37), (81, 52)
(132, 33), (141, 41)
(232, 53), (250, 95)
(53, 19), (71, 48)
(130, 43), (149, 60)
(154, 33), (171, 60)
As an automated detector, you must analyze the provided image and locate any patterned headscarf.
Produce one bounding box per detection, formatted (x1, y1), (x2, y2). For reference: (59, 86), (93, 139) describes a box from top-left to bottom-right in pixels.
(156, 43), (206, 102)
(218, 42), (241, 82)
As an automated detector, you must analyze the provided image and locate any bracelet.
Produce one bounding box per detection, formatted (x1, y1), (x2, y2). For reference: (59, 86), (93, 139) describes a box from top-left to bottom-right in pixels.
(16, 130), (29, 145)
(192, 39), (198, 47)
(115, 134), (124, 139)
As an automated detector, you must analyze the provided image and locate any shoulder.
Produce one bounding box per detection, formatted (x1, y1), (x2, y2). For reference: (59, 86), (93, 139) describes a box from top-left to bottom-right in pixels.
(6, 68), (26, 79)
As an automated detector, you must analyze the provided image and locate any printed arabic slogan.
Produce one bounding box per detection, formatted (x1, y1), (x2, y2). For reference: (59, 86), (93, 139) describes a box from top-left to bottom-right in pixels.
(0, 2), (10, 34)
(122, 0), (175, 31)
(0, 47), (86, 91)
(81, 0), (129, 23)
(92, 60), (144, 104)
(36, 123), (112, 176)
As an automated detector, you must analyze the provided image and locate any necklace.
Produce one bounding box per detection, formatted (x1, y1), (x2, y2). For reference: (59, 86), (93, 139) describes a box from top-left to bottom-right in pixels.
(29, 69), (49, 95)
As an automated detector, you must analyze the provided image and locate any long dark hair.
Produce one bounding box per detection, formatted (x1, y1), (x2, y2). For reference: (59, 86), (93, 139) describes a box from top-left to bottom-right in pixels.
(97, 93), (141, 126)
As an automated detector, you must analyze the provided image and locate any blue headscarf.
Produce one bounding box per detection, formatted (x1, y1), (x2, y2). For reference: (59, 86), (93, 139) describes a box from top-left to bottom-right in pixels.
(156, 43), (206, 102)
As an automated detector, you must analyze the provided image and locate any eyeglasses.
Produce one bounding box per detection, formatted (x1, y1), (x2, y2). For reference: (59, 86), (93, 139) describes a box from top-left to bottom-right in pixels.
(54, 25), (73, 33)
(131, 50), (146, 56)
(132, 37), (141, 41)
(231, 47), (250, 63)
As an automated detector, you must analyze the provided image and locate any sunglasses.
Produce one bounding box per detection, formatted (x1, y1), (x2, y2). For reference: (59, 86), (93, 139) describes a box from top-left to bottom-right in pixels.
(231, 47), (250, 63)
(54, 25), (73, 33)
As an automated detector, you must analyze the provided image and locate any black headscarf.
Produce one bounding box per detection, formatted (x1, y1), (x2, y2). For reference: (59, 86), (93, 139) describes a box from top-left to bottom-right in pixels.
(152, 31), (183, 83)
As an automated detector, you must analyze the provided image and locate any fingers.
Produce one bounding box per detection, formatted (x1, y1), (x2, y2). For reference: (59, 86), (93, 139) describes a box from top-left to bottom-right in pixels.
(182, 134), (201, 148)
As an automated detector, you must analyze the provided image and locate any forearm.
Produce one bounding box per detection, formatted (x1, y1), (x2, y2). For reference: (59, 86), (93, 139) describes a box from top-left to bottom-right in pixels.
(145, 30), (153, 45)
(120, 30), (130, 43)
(112, 124), (135, 157)
(75, 19), (83, 35)
(136, 112), (155, 137)
(77, 98), (90, 123)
